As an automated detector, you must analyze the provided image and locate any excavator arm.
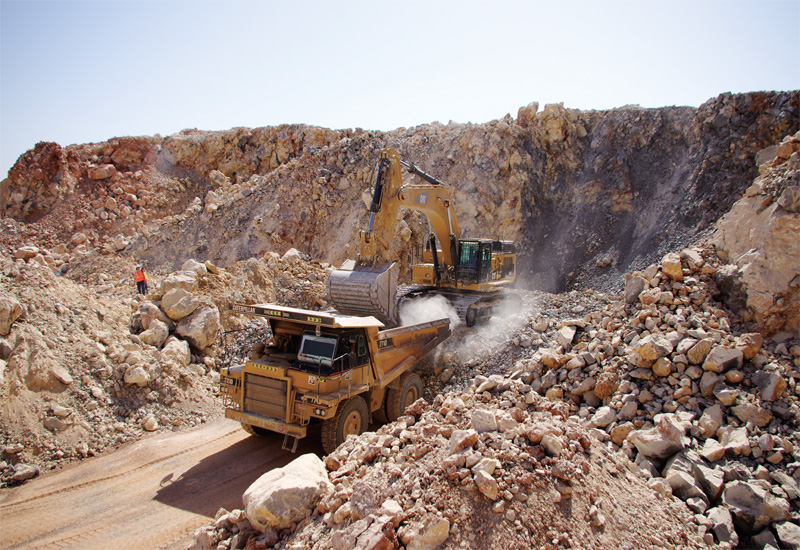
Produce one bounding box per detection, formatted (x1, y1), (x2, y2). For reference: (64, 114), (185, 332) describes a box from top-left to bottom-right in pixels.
(357, 149), (460, 268)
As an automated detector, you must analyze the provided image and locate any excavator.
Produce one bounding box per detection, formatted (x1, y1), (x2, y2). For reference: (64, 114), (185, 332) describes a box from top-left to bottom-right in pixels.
(326, 148), (517, 327)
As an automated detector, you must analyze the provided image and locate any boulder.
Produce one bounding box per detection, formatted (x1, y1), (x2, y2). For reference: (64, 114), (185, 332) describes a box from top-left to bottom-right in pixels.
(628, 413), (686, 459)
(624, 274), (647, 305)
(735, 332), (763, 359)
(447, 429), (478, 455)
(401, 514), (450, 550)
(160, 271), (198, 294)
(11, 463), (39, 482)
(556, 326), (576, 348)
(687, 339), (714, 365)
(706, 506), (738, 546)
(124, 366), (150, 387)
(698, 405), (723, 439)
(133, 302), (175, 332)
(702, 346), (743, 372)
(633, 334), (674, 363)
(176, 306), (220, 350)
(0, 292), (23, 336)
(753, 370), (787, 401)
(775, 521), (800, 550)
(731, 403), (772, 427)
(589, 406), (616, 428)
(332, 514), (398, 550)
(243, 453), (333, 532)
(661, 252), (684, 281)
(161, 289), (200, 321)
(712, 187), (800, 335)
(161, 337), (191, 368)
(181, 259), (208, 274)
(722, 480), (791, 534)
(139, 319), (168, 348)
(471, 409), (497, 433)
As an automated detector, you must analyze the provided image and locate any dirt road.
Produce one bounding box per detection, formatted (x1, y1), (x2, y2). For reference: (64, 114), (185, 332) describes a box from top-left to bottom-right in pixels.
(0, 417), (323, 550)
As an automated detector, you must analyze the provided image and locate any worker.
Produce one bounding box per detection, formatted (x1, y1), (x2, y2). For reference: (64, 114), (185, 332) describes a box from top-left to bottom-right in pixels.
(134, 265), (148, 295)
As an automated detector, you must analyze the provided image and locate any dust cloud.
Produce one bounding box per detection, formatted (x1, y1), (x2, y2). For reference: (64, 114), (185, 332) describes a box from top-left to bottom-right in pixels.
(399, 295), (461, 328)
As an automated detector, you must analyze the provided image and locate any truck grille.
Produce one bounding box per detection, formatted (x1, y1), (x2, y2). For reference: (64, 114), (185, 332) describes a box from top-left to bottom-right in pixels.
(244, 374), (288, 421)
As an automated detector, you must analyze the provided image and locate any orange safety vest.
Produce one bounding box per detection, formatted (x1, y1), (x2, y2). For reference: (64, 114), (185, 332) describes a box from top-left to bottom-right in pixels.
(135, 269), (147, 283)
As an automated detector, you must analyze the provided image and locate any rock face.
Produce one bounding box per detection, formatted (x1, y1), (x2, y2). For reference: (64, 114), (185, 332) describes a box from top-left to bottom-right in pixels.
(3, 93), (796, 297)
(243, 453), (333, 532)
(712, 132), (800, 335)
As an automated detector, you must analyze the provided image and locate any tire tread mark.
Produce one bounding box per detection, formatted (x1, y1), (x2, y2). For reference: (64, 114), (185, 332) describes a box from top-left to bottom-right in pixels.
(0, 429), (238, 511)
(2, 524), (113, 550)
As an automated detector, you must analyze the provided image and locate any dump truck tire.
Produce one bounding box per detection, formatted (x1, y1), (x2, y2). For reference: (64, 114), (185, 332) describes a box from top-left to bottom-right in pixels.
(321, 396), (369, 454)
(386, 372), (423, 422)
(241, 423), (271, 437)
(372, 398), (389, 424)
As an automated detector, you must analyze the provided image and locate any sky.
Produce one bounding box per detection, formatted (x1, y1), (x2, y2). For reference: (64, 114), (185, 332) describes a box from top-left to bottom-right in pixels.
(1, 0), (799, 179)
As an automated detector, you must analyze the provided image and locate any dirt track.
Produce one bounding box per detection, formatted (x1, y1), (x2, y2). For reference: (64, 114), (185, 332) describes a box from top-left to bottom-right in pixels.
(0, 418), (323, 550)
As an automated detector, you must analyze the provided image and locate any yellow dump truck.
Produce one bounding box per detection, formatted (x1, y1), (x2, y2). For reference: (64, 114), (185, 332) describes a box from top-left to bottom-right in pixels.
(220, 303), (450, 453)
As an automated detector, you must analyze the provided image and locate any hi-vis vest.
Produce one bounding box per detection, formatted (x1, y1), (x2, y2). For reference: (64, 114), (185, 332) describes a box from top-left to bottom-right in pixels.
(135, 269), (147, 283)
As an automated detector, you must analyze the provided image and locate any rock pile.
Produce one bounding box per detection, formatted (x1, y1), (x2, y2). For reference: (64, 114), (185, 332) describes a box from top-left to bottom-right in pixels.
(190, 235), (799, 550)
(0, 241), (329, 487)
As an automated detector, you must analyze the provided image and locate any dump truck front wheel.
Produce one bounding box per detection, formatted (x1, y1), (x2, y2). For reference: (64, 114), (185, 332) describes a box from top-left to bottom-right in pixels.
(386, 372), (423, 422)
(241, 423), (271, 437)
(321, 396), (369, 454)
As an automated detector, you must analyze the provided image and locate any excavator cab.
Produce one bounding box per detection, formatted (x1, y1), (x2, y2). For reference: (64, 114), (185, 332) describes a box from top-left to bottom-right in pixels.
(455, 240), (491, 285)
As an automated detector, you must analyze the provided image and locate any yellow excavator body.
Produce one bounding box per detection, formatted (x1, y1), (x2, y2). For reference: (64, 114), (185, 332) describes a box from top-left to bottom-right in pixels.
(326, 148), (517, 326)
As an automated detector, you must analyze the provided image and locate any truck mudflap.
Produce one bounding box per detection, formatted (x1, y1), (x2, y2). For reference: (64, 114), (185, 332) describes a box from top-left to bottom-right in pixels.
(326, 260), (398, 325)
(225, 409), (307, 439)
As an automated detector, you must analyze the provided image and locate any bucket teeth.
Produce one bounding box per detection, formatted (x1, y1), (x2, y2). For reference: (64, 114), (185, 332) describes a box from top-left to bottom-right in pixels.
(326, 262), (398, 325)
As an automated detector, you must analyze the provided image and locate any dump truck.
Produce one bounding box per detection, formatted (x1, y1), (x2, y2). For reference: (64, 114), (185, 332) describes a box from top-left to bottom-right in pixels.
(327, 148), (517, 327)
(220, 302), (450, 453)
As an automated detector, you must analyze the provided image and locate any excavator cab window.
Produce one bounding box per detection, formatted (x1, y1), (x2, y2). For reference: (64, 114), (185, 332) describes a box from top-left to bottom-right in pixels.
(458, 241), (493, 284)
(457, 241), (479, 284)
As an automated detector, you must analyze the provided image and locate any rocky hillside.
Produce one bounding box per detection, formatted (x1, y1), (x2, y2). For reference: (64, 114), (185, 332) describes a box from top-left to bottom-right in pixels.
(2, 92), (797, 295)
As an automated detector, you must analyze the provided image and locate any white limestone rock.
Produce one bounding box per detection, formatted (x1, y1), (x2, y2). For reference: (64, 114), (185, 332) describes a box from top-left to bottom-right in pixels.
(243, 453), (333, 532)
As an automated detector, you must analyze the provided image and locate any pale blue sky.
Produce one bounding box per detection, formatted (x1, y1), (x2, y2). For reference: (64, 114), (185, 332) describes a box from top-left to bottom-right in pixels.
(2, 0), (799, 179)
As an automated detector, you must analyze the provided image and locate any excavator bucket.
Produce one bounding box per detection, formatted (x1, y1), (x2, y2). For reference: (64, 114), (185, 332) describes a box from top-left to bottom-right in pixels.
(326, 261), (398, 325)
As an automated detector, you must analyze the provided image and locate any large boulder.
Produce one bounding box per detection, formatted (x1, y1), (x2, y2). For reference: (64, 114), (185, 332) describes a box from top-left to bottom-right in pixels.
(176, 306), (220, 350)
(5, 325), (62, 392)
(161, 337), (191, 368)
(161, 289), (200, 321)
(0, 292), (23, 336)
(132, 302), (175, 333)
(628, 413), (686, 459)
(243, 453), (333, 532)
(722, 480), (791, 534)
(160, 271), (198, 294)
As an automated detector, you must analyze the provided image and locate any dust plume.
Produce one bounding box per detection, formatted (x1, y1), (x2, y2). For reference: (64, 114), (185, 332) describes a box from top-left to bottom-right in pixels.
(399, 294), (461, 328)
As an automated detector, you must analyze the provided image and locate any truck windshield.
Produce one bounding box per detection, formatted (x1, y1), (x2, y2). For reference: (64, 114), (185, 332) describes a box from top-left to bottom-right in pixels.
(297, 334), (337, 366)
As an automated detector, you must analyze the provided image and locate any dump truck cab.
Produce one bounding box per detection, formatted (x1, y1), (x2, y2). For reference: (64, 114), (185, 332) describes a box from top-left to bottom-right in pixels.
(220, 303), (450, 453)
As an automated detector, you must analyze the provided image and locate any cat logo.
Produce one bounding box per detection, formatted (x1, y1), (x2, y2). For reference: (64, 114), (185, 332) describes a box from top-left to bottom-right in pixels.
(416, 193), (429, 206)
(308, 375), (316, 385)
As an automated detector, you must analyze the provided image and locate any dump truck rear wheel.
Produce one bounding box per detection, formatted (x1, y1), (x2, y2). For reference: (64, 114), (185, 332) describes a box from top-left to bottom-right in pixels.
(386, 372), (423, 422)
(241, 423), (270, 437)
(321, 396), (369, 454)
(372, 399), (389, 424)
